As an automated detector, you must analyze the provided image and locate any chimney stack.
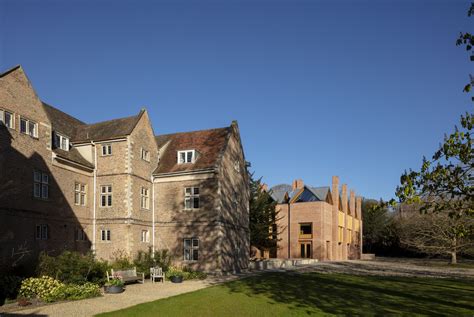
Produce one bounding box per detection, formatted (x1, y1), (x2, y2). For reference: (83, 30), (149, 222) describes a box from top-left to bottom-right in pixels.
(292, 179), (304, 191)
(332, 176), (339, 210)
(350, 190), (355, 216)
(341, 184), (348, 214)
(356, 196), (362, 219)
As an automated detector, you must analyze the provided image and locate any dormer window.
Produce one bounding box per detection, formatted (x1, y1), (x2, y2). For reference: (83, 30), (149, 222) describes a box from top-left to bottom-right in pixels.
(54, 132), (69, 151)
(178, 150), (196, 164)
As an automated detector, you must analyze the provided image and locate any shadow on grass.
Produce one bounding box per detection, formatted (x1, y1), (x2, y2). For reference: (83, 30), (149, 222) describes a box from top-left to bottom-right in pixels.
(224, 272), (474, 316)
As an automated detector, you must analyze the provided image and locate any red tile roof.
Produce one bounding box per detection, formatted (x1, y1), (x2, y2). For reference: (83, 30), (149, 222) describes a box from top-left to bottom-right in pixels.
(153, 127), (231, 175)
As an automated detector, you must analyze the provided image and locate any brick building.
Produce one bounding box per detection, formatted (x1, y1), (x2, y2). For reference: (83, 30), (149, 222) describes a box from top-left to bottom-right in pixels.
(271, 177), (362, 260)
(0, 65), (249, 273)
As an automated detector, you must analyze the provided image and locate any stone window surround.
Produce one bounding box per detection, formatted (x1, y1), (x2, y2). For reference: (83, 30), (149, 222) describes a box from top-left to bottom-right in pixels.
(0, 108), (15, 129)
(36, 224), (48, 240)
(33, 171), (49, 199)
(100, 185), (113, 207)
(141, 230), (150, 243)
(183, 238), (199, 262)
(74, 182), (87, 206)
(140, 187), (150, 210)
(19, 116), (38, 138)
(184, 187), (200, 210)
(101, 143), (112, 156)
(100, 229), (111, 242)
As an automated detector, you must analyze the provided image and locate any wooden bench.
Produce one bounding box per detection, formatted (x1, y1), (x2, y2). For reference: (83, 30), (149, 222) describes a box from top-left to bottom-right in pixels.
(107, 267), (145, 284)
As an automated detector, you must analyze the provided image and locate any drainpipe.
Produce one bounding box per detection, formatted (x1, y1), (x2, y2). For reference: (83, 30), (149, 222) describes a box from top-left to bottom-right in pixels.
(92, 141), (97, 254)
(287, 201), (291, 259)
(151, 175), (155, 259)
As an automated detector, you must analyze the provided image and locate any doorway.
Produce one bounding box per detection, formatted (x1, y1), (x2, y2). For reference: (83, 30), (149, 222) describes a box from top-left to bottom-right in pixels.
(299, 242), (312, 258)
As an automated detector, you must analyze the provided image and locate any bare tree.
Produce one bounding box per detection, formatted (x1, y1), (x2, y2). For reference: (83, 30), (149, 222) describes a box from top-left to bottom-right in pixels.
(398, 207), (474, 264)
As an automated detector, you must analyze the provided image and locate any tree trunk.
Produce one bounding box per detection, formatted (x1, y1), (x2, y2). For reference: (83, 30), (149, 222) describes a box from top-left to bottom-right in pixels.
(450, 251), (457, 264)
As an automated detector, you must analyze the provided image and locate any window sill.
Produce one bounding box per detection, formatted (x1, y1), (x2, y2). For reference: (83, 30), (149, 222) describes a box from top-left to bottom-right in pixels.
(183, 208), (200, 211)
(140, 208), (150, 211)
(33, 197), (49, 201)
(183, 260), (198, 263)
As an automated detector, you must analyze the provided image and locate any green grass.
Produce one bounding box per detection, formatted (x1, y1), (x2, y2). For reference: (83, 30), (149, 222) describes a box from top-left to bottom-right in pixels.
(97, 272), (474, 317)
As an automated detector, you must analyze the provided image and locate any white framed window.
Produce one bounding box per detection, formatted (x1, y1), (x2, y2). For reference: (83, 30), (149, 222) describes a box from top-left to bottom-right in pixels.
(184, 187), (200, 210)
(19, 117), (37, 137)
(34, 171), (49, 199)
(177, 150), (196, 164)
(75, 228), (86, 241)
(141, 148), (150, 162)
(141, 230), (150, 243)
(101, 144), (112, 156)
(100, 185), (112, 207)
(54, 132), (69, 151)
(100, 229), (111, 241)
(140, 187), (150, 209)
(2, 110), (14, 129)
(36, 224), (48, 240)
(74, 183), (86, 206)
(184, 238), (199, 261)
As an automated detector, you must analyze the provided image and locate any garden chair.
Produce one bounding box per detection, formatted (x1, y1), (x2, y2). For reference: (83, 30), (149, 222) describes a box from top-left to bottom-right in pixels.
(150, 266), (165, 283)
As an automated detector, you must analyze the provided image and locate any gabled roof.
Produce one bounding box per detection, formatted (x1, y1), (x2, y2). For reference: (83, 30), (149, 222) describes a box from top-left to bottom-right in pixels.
(269, 184), (331, 204)
(74, 110), (144, 143)
(42, 102), (86, 138)
(269, 184), (292, 203)
(153, 126), (231, 175)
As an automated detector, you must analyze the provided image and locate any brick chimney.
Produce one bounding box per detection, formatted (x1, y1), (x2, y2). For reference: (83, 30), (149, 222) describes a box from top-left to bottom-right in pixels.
(292, 179), (304, 191)
(356, 196), (362, 219)
(350, 190), (355, 216)
(331, 176), (339, 210)
(341, 184), (348, 213)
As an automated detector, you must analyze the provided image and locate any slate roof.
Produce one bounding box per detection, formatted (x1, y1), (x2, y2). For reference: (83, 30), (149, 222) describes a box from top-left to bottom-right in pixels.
(153, 127), (231, 175)
(41, 102), (144, 168)
(269, 184), (331, 203)
(42, 102), (86, 138)
(74, 111), (144, 143)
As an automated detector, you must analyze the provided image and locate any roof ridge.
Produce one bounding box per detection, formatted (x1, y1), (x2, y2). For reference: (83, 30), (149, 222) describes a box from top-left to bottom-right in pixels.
(0, 65), (22, 78)
(84, 112), (141, 127)
(155, 126), (230, 138)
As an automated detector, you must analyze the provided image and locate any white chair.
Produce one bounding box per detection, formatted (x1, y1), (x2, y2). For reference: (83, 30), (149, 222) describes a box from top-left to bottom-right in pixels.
(150, 267), (165, 283)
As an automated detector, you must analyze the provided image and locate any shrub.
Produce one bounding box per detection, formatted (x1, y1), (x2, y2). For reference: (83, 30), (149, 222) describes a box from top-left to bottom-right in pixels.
(165, 266), (207, 280)
(19, 276), (64, 302)
(0, 275), (23, 300)
(37, 251), (109, 285)
(110, 249), (133, 270)
(19, 276), (101, 303)
(133, 248), (171, 277)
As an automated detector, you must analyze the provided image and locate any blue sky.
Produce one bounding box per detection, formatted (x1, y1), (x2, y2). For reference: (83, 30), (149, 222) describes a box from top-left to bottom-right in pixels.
(0, 0), (471, 200)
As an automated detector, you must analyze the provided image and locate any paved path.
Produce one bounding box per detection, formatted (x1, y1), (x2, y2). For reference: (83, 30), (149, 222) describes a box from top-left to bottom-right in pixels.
(3, 275), (243, 317)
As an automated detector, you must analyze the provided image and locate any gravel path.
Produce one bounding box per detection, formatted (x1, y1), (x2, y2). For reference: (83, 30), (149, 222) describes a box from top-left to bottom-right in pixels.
(2, 275), (243, 317)
(294, 259), (474, 279)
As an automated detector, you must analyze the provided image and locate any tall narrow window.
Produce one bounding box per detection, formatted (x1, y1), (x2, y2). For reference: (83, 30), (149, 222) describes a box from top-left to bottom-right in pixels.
(34, 171), (49, 199)
(183, 238), (199, 261)
(141, 230), (149, 242)
(20, 118), (27, 133)
(100, 229), (111, 241)
(101, 144), (112, 156)
(100, 185), (112, 207)
(4, 111), (13, 129)
(74, 183), (86, 206)
(177, 150), (196, 164)
(75, 228), (86, 241)
(141, 148), (150, 162)
(184, 187), (199, 210)
(338, 226), (344, 244)
(36, 224), (48, 240)
(19, 117), (38, 137)
(0, 109), (3, 124)
(140, 187), (149, 209)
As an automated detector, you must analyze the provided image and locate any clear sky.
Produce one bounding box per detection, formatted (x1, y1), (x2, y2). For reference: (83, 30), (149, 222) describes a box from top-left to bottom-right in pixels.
(0, 0), (471, 200)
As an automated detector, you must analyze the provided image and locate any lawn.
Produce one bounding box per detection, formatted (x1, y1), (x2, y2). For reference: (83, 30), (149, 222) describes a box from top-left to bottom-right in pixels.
(97, 272), (474, 317)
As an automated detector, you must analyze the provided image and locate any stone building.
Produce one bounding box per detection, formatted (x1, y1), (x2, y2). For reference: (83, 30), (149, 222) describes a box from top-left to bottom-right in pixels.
(271, 177), (362, 260)
(0, 65), (249, 273)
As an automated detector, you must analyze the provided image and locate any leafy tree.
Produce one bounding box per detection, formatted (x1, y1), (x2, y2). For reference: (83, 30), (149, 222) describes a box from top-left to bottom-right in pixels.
(249, 175), (280, 256)
(362, 199), (400, 255)
(397, 204), (474, 264)
(396, 4), (474, 218)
